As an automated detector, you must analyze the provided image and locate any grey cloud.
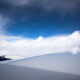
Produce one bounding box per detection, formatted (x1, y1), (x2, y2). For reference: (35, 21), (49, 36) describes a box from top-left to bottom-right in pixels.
(0, 0), (80, 19)
(1, 0), (80, 11)
(0, 0), (29, 6)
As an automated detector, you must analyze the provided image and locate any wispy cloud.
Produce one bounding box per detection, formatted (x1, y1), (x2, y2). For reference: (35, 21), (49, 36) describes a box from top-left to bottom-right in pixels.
(0, 30), (80, 57)
(0, 15), (10, 34)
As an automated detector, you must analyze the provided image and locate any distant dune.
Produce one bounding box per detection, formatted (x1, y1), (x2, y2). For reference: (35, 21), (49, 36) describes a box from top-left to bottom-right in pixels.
(0, 64), (80, 80)
(6, 52), (80, 75)
(0, 53), (80, 80)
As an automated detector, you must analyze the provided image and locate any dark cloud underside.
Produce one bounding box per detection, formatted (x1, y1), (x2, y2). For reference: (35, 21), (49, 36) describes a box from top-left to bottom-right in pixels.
(0, 0), (80, 18)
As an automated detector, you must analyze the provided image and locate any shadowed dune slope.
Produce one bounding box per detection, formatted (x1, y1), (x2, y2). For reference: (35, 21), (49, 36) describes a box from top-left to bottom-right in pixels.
(0, 64), (80, 80)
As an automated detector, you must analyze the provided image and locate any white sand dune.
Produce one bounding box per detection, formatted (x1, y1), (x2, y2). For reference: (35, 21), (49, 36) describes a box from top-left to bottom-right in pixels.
(0, 53), (80, 80)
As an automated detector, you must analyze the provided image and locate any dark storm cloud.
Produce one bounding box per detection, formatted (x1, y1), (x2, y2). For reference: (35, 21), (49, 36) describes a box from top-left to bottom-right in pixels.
(0, 0), (80, 23)
(0, 0), (80, 11)
(0, 0), (80, 14)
